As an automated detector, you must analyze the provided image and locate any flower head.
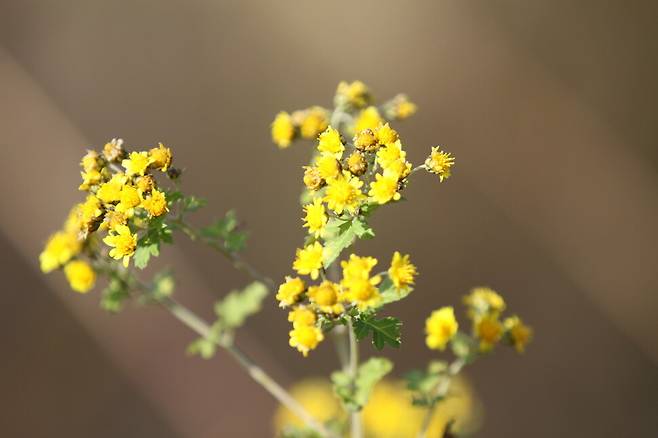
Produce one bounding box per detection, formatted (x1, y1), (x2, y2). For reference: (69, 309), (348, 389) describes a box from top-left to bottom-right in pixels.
(475, 314), (503, 352)
(315, 154), (341, 180)
(368, 173), (401, 204)
(288, 306), (317, 328)
(388, 252), (417, 290)
(354, 106), (383, 133)
(300, 106), (329, 139)
(385, 94), (417, 120)
(79, 169), (103, 191)
(324, 171), (365, 215)
(307, 281), (343, 314)
(39, 231), (81, 273)
(96, 174), (126, 204)
(122, 151), (152, 177)
(276, 276), (306, 308)
(375, 123), (399, 146)
(335, 80), (371, 109)
(149, 143), (172, 171)
(353, 128), (379, 151)
(346, 152), (367, 176)
(425, 146), (454, 182)
(272, 111), (295, 149)
(317, 126), (344, 157)
(340, 254), (382, 309)
(425, 307), (458, 350)
(64, 260), (96, 293)
(464, 287), (506, 317)
(303, 166), (324, 191)
(141, 189), (168, 218)
(504, 316), (532, 353)
(79, 195), (104, 232)
(289, 324), (324, 357)
(81, 150), (101, 173)
(103, 138), (125, 162)
(302, 198), (327, 238)
(292, 242), (324, 280)
(103, 224), (137, 267)
(115, 185), (141, 215)
(376, 141), (406, 169)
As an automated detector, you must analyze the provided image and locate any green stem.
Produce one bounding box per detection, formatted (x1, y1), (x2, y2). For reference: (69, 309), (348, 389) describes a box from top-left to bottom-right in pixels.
(417, 358), (466, 438)
(160, 297), (336, 438)
(173, 218), (275, 290)
(347, 318), (362, 438)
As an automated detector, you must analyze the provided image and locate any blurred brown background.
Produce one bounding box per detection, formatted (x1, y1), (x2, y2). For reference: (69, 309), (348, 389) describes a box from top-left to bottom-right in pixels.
(1, 0), (657, 437)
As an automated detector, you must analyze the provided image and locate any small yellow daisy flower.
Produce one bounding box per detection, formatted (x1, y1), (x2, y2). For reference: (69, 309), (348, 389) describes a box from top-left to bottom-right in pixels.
(315, 154), (341, 180)
(504, 316), (533, 353)
(425, 146), (455, 182)
(96, 174), (126, 204)
(288, 306), (317, 328)
(302, 198), (328, 238)
(382, 159), (412, 181)
(375, 123), (399, 145)
(39, 231), (81, 273)
(292, 242), (324, 280)
(307, 281), (343, 314)
(387, 251), (417, 290)
(64, 259), (96, 293)
(103, 224), (137, 267)
(276, 276), (306, 308)
(300, 106), (329, 139)
(141, 189), (168, 218)
(425, 307), (458, 350)
(376, 141), (406, 169)
(122, 151), (152, 177)
(317, 126), (344, 157)
(289, 324), (324, 357)
(271, 111), (295, 149)
(475, 314), (503, 352)
(324, 171), (365, 215)
(368, 173), (401, 205)
(149, 142), (173, 171)
(115, 185), (141, 215)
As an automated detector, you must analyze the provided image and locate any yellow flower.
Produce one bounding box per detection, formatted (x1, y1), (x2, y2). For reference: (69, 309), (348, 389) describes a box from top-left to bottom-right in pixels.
(368, 173), (401, 204)
(353, 128), (378, 151)
(292, 242), (324, 280)
(315, 154), (341, 180)
(271, 111), (295, 149)
(307, 281), (343, 314)
(335, 80), (371, 108)
(382, 158), (412, 181)
(64, 260), (96, 293)
(354, 106), (383, 133)
(475, 314), (503, 351)
(79, 169), (103, 191)
(103, 224), (137, 267)
(388, 251), (417, 290)
(317, 126), (344, 157)
(102, 210), (127, 232)
(135, 175), (155, 194)
(375, 123), (399, 145)
(80, 150), (100, 172)
(122, 151), (152, 176)
(302, 198), (327, 237)
(276, 276), (306, 308)
(103, 138), (125, 162)
(425, 307), (458, 350)
(273, 380), (344, 433)
(324, 171), (365, 215)
(289, 325), (324, 357)
(80, 195), (104, 232)
(149, 142), (172, 171)
(340, 254), (382, 309)
(141, 189), (168, 217)
(464, 287), (506, 317)
(96, 174), (126, 204)
(302, 166), (324, 191)
(385, 94), (417, 120)
(504, 316), (532, 353)
(300, 106), (329, 139)
(425, 146), (455, 182)
(288, 306), (317, 327)
(39, 231), (81, 273)
(346, 152), (367, 176)
(376, 140), (406, 169)
(115, 185), (141, 215)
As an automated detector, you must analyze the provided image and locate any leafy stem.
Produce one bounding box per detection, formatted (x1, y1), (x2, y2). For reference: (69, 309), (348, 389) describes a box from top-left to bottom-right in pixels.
(417, 358), (466, 438)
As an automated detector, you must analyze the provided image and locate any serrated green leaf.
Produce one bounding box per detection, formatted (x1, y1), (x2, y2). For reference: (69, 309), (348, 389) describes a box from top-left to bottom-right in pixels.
(214, 281), (268, 330)
(183, 195), (207, 212)
(322, 216), (373, 269)
(200, 210), (248, 253)
(351, 217), (375, 239)
(332, 357), (393, 411)
(133, 242), (159, 269)
(353, 315), (402, 350)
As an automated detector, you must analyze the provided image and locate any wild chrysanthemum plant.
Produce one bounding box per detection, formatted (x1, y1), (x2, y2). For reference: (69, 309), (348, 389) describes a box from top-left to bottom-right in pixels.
(40, 81), (532, 438)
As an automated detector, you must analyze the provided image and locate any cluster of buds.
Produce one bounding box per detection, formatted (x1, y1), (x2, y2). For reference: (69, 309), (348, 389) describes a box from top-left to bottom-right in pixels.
(39, 139), (178, 293)
(271, 106), (330, 149)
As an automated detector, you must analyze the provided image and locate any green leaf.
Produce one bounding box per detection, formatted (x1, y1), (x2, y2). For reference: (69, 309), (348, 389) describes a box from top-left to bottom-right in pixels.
(187, 338), (216, 359)
(100, 276), (130, 313)
(134, 217), (173, 269)
(322, 216), (374, 269)
(182, 195), (207, 212)
(378, 276), (413, 306)
(405, 360), (449, 406)
(353, 314), (402, 350)
(200, 210), (248, 253)
(351, 217), (375, 239)
(134, 242), (159, 269)
(214, 281), (268, 330)
(332, 357), (393, 411)
(450, 332), (479, 363)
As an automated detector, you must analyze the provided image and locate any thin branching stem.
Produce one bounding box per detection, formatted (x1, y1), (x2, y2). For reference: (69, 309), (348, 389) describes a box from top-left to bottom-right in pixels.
(417, 358), (466, 438)
(347, 318), (362, 438)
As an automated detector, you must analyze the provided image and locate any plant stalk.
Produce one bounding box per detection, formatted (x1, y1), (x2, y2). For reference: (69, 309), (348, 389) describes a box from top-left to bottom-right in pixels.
(347, 318), (362, 438)
(417, 358), (466, 438)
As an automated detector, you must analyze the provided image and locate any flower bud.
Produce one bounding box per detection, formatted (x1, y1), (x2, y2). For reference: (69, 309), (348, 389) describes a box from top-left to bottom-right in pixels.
(103, 138), (126, 162)
(346, 152), (367, 176)
(353, 129), (378, 151)
(303, 166), (324, 191)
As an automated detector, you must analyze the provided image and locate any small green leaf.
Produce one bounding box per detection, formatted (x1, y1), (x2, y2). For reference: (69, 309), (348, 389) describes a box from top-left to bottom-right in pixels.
(200, 210), (248, 253)
(134, 242), (159, 269)
(378, 276), (413, 306)
(353, 314), (402, 350)
(332, 357), (393, 411)
(187, 338), (216, 359)
(183, 195), (207, 212)
(100, 276), (130, 313)
(214, 281), (268, 330)
(450, 332), (478, 363)
(322, 216), (373, 269)
(351, 217), (375, 239)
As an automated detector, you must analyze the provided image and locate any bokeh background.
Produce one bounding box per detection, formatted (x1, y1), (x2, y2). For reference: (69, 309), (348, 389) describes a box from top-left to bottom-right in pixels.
(1, 1), (657, 436)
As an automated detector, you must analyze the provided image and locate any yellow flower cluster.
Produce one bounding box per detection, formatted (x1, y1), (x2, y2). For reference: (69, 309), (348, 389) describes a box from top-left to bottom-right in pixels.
(39, 139), (177, 292)
(271, 106), (329, 149)
(425, 287), (532, 354)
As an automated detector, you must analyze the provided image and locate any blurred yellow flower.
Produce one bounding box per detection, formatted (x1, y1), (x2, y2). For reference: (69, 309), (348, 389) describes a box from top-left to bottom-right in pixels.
(388, 251), (417, 290)
(276, 276), (306, 308)
(504, 316), (533, 353)
(271, 111), (295, 149)
(300, 106), (329, 140)
(475, 314), (503, 352)
(39, 231), (81, 273)
(317, 126), (344, 157)
(64, 260), (96, 293)
(425, 307), (458, 351)
(354, 106), (384, 133)
(292, 242), (324, 280)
